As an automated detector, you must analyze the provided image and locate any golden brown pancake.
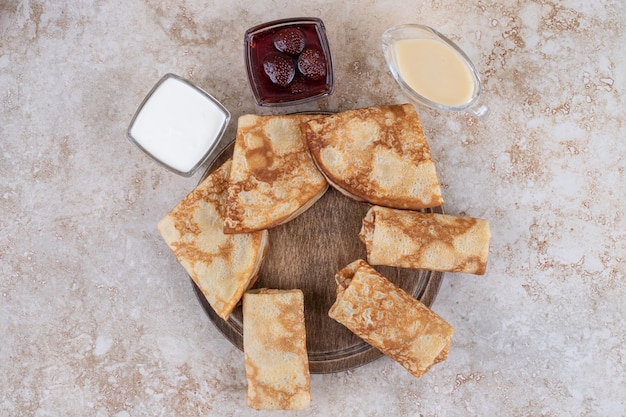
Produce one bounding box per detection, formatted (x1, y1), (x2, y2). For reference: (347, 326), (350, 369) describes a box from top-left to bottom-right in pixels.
(224, 113), (328, 233)
(328, 259), (454, 378)
(304, 104), (443, 210)
(360, 206), (491, 275)
(243, 289), (310, 410)
(157, 159), (268, 320)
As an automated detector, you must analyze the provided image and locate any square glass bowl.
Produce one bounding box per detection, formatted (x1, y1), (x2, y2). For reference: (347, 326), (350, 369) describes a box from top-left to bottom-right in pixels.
(127, 73), (231, 177)
(244, 17), (334, 106)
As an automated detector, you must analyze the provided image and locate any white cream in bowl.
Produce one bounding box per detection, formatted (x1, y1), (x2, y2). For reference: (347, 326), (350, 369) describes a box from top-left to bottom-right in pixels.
(127, 74), (230, 176)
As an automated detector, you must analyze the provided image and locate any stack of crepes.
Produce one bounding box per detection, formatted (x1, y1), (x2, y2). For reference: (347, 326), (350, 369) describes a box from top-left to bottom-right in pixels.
(157, 104), (491, 409)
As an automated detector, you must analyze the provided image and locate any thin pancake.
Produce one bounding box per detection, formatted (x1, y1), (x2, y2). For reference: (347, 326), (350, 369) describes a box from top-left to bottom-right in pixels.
(360, 205), (491, 275)
(224, 113), (328, 233)
(328, 259), (454, 378)
(304, 104), (443, 210)
(157, 159), (268, 320)
(243, 289), (310, 410)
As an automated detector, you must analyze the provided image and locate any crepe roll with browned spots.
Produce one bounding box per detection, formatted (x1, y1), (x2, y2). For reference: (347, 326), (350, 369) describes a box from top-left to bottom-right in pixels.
(359, 206), (491, 275)
(157, 159), (268, 320)
(328, 260), (453, 378)
(243, 289), (310, 410)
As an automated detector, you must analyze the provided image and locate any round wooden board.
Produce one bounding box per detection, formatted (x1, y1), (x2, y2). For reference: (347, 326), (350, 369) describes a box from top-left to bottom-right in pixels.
(192, 140), (444, 373)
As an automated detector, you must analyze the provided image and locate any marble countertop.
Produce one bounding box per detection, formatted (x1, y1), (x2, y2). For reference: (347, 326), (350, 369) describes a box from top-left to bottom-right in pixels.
(2, 1), (624, 415)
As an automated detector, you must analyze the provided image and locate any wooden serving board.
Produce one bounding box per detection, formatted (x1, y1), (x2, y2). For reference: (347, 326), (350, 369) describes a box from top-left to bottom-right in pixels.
(192, 140), (444, 373)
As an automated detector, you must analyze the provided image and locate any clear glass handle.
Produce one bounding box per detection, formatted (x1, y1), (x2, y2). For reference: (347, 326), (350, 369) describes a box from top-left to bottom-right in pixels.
(468, 101), (490, 119)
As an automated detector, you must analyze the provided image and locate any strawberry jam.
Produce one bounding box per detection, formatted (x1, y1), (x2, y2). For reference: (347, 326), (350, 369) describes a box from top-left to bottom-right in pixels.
(245, 18), (334, 106)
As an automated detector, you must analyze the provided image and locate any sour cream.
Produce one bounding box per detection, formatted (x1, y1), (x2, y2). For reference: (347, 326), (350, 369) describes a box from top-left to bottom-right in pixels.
(128, 74), (230, 176)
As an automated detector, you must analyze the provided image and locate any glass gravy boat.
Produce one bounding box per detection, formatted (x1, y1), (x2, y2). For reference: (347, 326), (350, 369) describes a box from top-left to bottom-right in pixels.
(383, 24), (489, 118)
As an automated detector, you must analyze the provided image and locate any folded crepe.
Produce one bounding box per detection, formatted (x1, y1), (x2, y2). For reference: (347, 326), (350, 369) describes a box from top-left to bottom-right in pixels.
(224, 113), (328, 233)
(304, 104), (443, 210)
(243, 289), (311, 410)
(360, 206), (491, 275)
(157, 159), (269, 320)
(328, 259), (453, 378)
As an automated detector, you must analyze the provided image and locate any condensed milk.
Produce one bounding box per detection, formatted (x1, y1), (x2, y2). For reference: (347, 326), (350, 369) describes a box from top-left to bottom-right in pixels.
(393, 38), (475, 107)
(383, 24), (489, 118)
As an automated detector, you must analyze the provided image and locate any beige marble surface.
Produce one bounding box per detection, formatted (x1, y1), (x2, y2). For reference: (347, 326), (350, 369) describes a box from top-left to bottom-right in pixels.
(1, 0), (625, 415)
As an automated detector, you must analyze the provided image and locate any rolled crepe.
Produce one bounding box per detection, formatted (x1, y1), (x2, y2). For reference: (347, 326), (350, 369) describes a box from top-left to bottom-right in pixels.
(360, 205), (491, 275)
(243, 289), (310, 410)
(328, 259), (453, 378)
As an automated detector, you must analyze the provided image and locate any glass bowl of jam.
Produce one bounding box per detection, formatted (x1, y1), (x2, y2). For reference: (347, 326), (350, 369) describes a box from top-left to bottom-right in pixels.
(244, 17), (334, 106)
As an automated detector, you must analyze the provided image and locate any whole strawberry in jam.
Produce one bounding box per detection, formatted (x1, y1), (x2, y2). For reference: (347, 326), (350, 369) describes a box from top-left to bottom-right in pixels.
(289, 75), (308, 95)
(263, 53), (296, 87)
(273, 27), (306, 56)
(297, 48), (327, 81)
